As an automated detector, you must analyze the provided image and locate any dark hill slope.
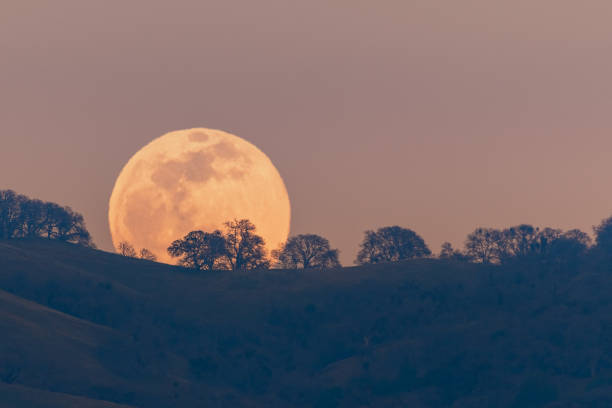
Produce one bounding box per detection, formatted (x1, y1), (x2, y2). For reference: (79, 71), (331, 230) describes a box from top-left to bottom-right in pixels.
(0, 382), (134, 408)
(2, 240), (612, 407)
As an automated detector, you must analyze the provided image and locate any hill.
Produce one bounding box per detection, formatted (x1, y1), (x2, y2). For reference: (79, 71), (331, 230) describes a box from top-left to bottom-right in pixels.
(1, 239), (612, 407)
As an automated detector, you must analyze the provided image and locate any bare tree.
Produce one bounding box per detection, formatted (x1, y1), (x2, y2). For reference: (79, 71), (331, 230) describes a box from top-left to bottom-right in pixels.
(118, 241), (137, 257)
(139, 248), (157, 262)
(273, 234), (341, 269)
(356, 226), (431, 265)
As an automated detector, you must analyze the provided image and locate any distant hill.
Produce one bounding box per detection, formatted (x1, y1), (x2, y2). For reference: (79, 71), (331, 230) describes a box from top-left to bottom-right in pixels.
(2, 239), (612, 407)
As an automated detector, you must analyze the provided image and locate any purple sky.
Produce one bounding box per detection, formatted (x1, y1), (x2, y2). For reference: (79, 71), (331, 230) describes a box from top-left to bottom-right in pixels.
(3, 1), (612, 264)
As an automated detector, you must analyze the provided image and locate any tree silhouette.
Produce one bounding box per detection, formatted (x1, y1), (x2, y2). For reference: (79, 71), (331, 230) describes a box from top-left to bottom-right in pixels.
(223, 219), (270, 271)
(18, 199), (46, 238)
(0, 190), (26, 239)
(497, 224), (541, 261)
(594, 216), (612, 254)
(273, 234), (341, 269)
(464, 228), (502, 264)
(0, 189), (94, 247)
(464, 225), (592, 265)
(118, 241), (137, 257)
(356, 226), (431, 265)
(439, 242), (455, 259)
(166, 220), (269, 271)
(139, 248), (157, 262)
(118, 241), (158, 262)
(56, 207), (91, 245)
(544, 229), (591, 267)
(534, 227), (564, 256)
(562, 229), (591, 247)
(439, 242), (468, 261)
(168, 230), (227, 270)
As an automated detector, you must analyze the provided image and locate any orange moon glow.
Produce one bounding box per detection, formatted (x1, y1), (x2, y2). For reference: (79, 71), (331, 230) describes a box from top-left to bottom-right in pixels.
(108, 128), (291, 264)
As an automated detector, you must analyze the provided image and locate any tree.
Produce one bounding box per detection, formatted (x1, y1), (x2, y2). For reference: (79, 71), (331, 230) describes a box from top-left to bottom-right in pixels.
(498, 224), (540, 260)
(273, 234), (341, 269)
(544, 229), (591, 267)
(223, 219), (270, 271)
(317, 249), (341, 268)
(356, 226), (431, 265)
(118, 241), (137, 257)
(38, 203), (94, 246)
(464, 228), (502, 264)
(118, 242), (157, 261)
(18, 199), (46, 238)
(57, 207), (92, 245)
(139, 248), (157, 261)
(594, 216), (612, 253)
(0, 190), (26, 239)
(168, 230), (227, 270)
(0, 190), (94, 247)
(439, 242), (468, 261)
(562, 229), (591, 247)
(499, 225), (592, 264)
(464, 224), (592, 265)
(439, 242), (454, 259)
(535, 227), (564, 256)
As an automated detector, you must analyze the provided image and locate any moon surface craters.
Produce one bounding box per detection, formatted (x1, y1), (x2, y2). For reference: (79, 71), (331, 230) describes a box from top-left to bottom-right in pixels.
(151, 142), (251, 192)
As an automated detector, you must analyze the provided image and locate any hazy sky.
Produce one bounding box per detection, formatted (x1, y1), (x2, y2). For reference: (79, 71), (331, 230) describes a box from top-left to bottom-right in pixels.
(3, 1), (612, 264)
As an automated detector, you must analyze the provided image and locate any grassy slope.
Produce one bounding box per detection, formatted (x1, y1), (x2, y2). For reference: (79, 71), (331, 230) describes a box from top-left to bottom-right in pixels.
(2, 239), (612, 407)
(0, 382), (134, 408)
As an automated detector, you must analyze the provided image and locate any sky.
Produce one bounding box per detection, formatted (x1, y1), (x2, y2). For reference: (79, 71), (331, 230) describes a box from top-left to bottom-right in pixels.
(2, 0), (612, 265)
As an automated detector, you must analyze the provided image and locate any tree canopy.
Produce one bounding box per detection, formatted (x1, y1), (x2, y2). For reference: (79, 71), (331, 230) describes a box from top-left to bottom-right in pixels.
(0, 189), (93, 247)
(273, 234), (341, 269)
(167, 219), (270, 271)
(594, 216), (612, 254)
(463, 224), (591, 265)
(168, 230), (227, 270)
(223, 219), (270, 271)
(356, 226), (431, 265)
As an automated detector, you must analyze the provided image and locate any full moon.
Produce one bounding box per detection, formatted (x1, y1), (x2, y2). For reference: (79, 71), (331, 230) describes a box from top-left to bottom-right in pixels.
(108, 128), (291, 264)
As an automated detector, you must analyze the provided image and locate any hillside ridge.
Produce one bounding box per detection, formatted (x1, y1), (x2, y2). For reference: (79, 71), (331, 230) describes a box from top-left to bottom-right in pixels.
(1, 239), (612, 407)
